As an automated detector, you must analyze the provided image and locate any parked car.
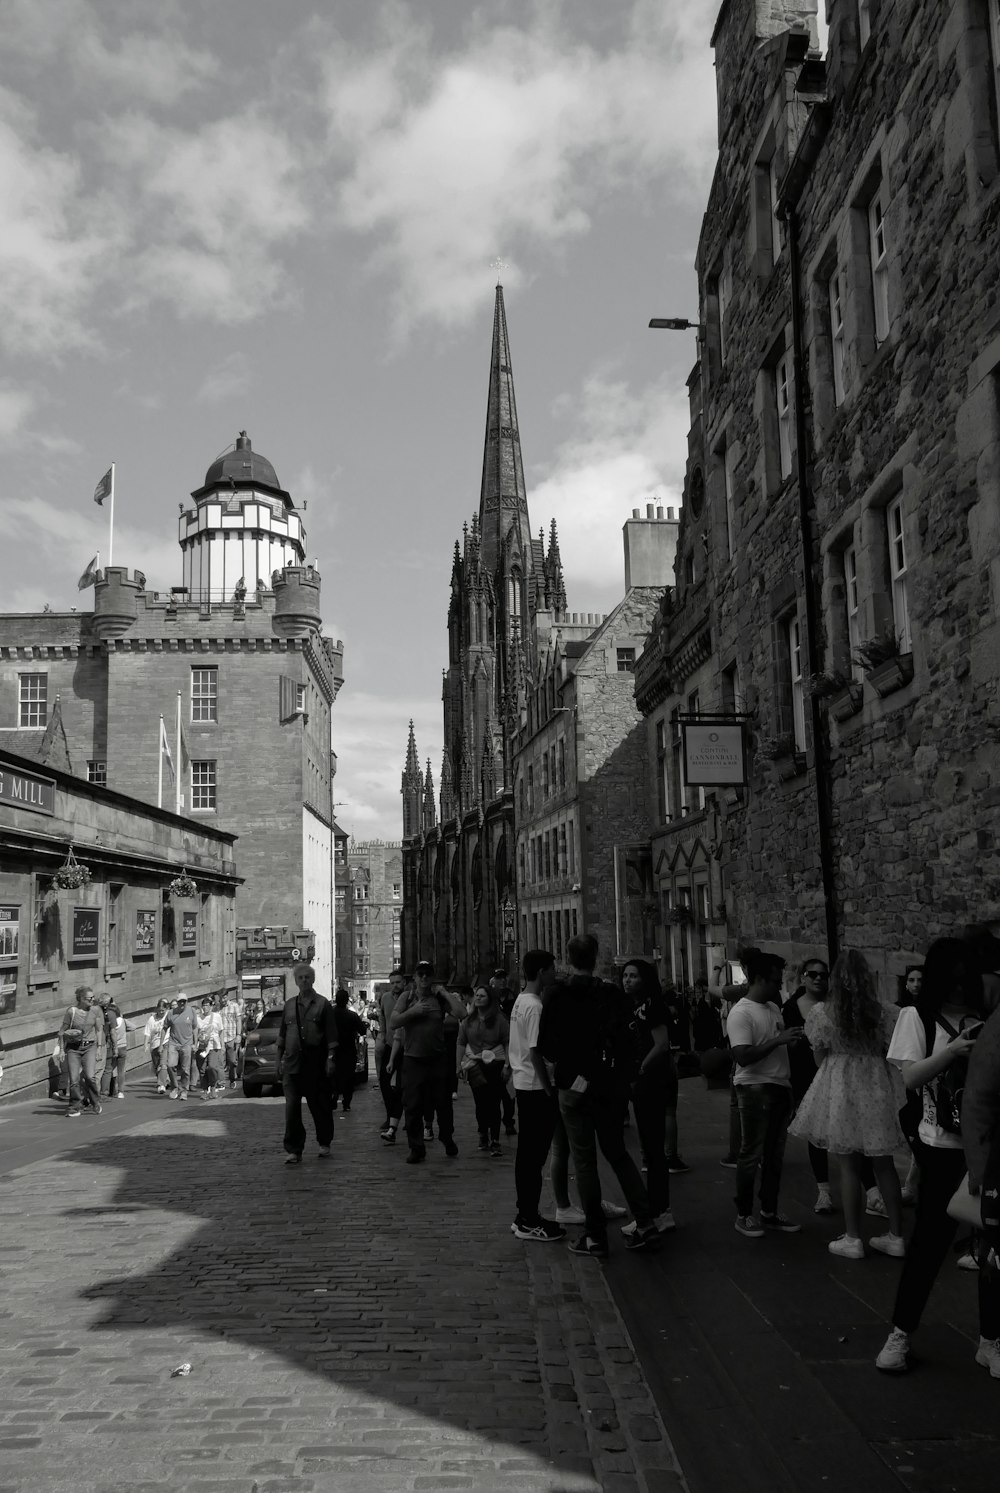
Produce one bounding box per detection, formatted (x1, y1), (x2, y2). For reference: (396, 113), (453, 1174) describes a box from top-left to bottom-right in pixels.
(242, 1008), (369, 1095)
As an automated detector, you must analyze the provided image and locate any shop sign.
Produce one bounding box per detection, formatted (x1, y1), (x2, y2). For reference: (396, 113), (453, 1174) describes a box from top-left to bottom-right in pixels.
(134, 909), (156, 955)
(180, 911), (198, 953)
(71, 906), (100, 959)
(0, 906), (18, 1015)
(681, 719), (747, 786)
(0, 765), (55, 816)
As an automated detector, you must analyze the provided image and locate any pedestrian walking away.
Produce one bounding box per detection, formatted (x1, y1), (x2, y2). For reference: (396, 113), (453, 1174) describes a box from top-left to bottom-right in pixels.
(276, 963), (338, 1163)
(332, 989), (367, 1113)
(220, 989), (244, 1089)
(537, 933), (660, 1257)
(727, 947), (803, 1239)
(877, 937), (998, 1374)
(388, 960), (467, 1163)
(457, 985), (511, 1156)
(508, 949), (565, 1242)
(622, 959), (679, 1238)
(59, 986), (104, 1117)
(376, 969), (406, 1142)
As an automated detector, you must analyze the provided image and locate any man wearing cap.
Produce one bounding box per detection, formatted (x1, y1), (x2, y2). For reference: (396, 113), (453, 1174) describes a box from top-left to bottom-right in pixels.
(389, 961), (468, 1163)
(164, 994), (197, 1099)
(276, 964), (338, 1164)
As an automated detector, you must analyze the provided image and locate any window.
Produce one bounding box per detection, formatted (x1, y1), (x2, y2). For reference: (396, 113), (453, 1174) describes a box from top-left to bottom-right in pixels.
(544, 835), (551, 880)
(559, 826), (567, 876)
(335, 889), (346, 914)
(787, 614), (807, 752)
(568, 823), (576, 876)
(721, 662), (742, 714)
(868, 185), (889, 343)
(532, 912), (539, 945)
(671, 712), (683, 817)
(775, 351), (793, 479)
(718, 254), (731, 364)
(768, 155), (782, 266)
(687, 692), (707, 812)
(107, 883), (124, 966)
(18, 673), (47, 728)
(886, 497), (911, 651)
(684, 553), (696, 587)
(530, 839), (537, 882)
(844, 545), (863, 679)
(655, 721), (667, 822)
(616, 648), (636, 672)
(555, 911), (563, 962)
(829, 271), (846, 405)
(858, 0), (872, 47)
(191, 667), (218, 722)
(571, 908), (578, 938)
(723, 444), (737, 559)
(558, 738), (566, 789)
(190, 760), (217, 811)
(295, 683), (307, 714)
(527, 764), (534, 812)
(542, 754), (550, 799)
(87, 760), (107, 786)
(392, 882), (401, 900)
(518, 843), (525, 887)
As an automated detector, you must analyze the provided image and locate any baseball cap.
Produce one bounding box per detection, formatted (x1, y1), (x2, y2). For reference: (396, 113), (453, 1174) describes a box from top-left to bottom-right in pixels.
(415, 961), (434, 977)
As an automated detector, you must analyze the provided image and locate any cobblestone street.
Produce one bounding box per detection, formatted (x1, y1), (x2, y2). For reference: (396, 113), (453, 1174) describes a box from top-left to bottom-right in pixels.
(0, 1070), (996, 1493)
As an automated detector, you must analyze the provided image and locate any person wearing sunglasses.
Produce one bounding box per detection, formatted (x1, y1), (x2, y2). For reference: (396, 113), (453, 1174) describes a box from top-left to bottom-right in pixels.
(783, 960), (834, 1214)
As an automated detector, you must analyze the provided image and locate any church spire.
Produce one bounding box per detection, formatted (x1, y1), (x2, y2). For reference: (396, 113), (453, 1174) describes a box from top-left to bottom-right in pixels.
(422, 758), (437, 830)
(478, 284), (532, 574)
(401, 720), (422, 839)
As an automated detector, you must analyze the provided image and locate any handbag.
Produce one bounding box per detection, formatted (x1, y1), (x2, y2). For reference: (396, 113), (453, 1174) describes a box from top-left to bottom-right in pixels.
(700, 1046), (733, 1080)
(947, 1172), (982, 1229)
(464, 1058), (488, 1090)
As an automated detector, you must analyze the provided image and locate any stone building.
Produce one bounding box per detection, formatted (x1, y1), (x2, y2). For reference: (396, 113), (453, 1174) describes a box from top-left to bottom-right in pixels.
(0, 745), (238, 1098)
(513, 508), (677, 979)
(635, 0), (1000, 990)
(343, 841), (403, 996)
(0, 434), (345, 991)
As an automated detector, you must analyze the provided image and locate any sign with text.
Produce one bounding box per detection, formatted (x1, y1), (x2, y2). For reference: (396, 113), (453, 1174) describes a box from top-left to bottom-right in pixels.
(134, 909), (156, 955)
(71, 906), (100, 959)
(0, 764), (55, 816)
(0, 905), (18, 1015)
(180, 911), (198, 953)
(681, 720), (747, 786)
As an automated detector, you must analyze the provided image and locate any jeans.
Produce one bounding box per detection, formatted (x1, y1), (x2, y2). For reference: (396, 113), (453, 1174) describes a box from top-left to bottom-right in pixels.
(195, 1050), (220, 1090)
(150, 1047), (166, 1086)
(224, 1042), (241, 1084)
(402, 1055), (453, 1153)
(735, 1083), (792, 1216)
(502, 1082), (516, 1131)
(515, 1089), (558, 1223)
(558, 1086), (652, 1244)
(66, 1045), (101, 1109)
(167, 1042), (192, 1093)
(470, 1065), (505, 1143)
(892, 1140), (1000, 1338)
(377, 1045), (402, 1124)
(550, 1109), (571, 1208)
(631, 1074), (671, 1216)
(108, 1050), (127, 1096)
(283, 1062), (334, 1155)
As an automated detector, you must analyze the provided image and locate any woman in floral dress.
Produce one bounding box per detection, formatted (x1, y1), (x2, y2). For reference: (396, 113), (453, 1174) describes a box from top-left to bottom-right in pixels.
(790, 949), (906, 1259)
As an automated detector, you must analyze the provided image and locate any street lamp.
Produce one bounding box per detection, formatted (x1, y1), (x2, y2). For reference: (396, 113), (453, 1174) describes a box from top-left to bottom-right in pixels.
(648, 318), (706, 334)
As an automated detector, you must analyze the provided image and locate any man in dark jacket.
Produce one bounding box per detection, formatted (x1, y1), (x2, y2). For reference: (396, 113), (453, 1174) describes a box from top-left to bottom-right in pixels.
(538, 934), (658, 1258)
(276, 964), (338, 1164)
(331, 989), (366, 1114)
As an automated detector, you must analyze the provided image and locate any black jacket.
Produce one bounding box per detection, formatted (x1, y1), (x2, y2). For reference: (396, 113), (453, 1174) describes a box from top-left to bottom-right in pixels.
(537, 972), (633, 1095)
(276, 991), (337, 1075)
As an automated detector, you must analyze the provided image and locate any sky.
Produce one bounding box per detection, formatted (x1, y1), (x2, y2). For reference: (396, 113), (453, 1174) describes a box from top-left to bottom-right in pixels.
(0, 0), (826, 842)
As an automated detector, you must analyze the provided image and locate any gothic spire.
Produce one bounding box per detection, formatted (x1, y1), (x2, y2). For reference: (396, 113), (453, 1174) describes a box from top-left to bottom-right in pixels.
(401, 720), (422, 840)
(478, 284), (533, 574)
(422, 757), (437, 829)
(404, 719), (419, 778)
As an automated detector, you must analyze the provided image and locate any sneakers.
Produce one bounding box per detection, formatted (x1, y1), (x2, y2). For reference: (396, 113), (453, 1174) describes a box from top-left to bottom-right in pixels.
(67, 1108), (81, 1118)
(814, 1186), (835, 1215)
(381, 1129), (397, 1146)
(422, 1125), (434, 1142)
(116, 1091), (126, 1100)
(828, 1234), (865, 1260)
(284, 1154), (302, 1166)
(622, 1210), (675, 1239)
(720, 1156), (738, 1169)
(957, 1249), (979, 1271)
(478, 1136), (490, 1152)
(568, 1234), (609, 1259)
(760, 1211), (801, 1233)
(167, 1089), (179, 1100)
(623, 1223), (661, 1252)
(555, 1205), (586, 1225)
(489, 1143), (503, 1158)
(511, 1217), (567, 1243)
(156, 1085), (166, 1094)
(91, 1102), (103, 1116)
(866, 1190), (888, 1218)
(869, 1233), (906, 1258)
(876, 1327), (910, 1373)
(443, 1140), (459, 1157)
(177, 1091), (187, 1101)
(975, 1337), (1000, 1378)
(405, 1148), (425, 1164)
(601, 1200), (628, 1220)
(735, 1215), (764, 1238)
(317, 1147), (332, 1159)
(667, 1158), (691, 1174)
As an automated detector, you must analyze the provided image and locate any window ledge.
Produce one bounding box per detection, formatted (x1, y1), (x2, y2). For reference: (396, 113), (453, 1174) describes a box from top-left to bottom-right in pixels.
(105, 965), (127, 979)
(29, 972), (59, 988)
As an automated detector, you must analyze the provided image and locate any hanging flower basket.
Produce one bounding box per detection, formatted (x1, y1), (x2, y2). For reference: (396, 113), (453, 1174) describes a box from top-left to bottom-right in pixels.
(52, 847), (91, 890)
(667, 905), (693, 926)
(168, 873), (198, 899)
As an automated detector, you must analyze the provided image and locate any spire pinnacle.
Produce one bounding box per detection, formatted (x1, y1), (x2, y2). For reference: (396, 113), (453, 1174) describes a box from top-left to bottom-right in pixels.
(478, 284), (532, 573)
(404, 719), (419, 777)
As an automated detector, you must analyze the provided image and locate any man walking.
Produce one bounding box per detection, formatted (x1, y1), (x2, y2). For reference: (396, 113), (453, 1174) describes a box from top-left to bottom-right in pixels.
(538, 934), (660, 1257)
(509, 949), (565, 1242)
(376, 969), (406, 1143)
(220, 990), (243, 1089)
(726, 947), (803, 1237)
(276, 964), (338, 1164)
(164, 995), (197, 1099)
(331, 989), (366, 1114)
(389, 961), (467, 1163)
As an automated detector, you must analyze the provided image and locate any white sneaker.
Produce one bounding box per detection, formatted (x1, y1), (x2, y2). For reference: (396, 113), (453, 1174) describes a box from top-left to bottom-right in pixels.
(956, 1250), (979, 1271)
(866, 1190), (888, 1218)
(828, 1234), (865, 1260)
(869, 1232), (906, 1258)
(876, 1327), (910, 1373)
(974, 1337), (1000, 1378)
(555, 1206), (586, 1225)
(814, 1186), (835, 1215)
(622, 1210), (675, 1238)
(601, 1200), (628, 1220)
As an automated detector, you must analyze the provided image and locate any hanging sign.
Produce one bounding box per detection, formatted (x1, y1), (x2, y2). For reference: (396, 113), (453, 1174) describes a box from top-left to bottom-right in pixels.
(71, 907), (100, 958)
(681, 718), (748, 787)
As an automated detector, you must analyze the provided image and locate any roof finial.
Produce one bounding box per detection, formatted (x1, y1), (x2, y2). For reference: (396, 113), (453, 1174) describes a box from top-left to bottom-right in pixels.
(491, 256), (508, 286)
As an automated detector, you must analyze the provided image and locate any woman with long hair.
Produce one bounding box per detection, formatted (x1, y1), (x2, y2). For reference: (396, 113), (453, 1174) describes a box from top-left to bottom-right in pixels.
(620, 959), (679, 1236)
(877, 937), (988, 1373)
(457, 986), (510, 1156)
(790, 950), (906, 1258)
(783, 958), (835, 1214)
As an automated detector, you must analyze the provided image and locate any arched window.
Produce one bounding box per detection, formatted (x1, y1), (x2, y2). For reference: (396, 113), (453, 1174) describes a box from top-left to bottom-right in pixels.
(471, 844), (483, 908)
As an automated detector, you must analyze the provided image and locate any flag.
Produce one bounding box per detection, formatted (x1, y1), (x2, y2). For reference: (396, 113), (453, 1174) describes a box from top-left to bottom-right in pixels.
(93, 468), (113, 505)
(78, 555), (99, 590)
(160, 717), (175, 783)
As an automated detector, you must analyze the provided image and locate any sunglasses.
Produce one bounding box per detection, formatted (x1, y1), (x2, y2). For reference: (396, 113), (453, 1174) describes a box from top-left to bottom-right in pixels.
(804, 969), (829, 980)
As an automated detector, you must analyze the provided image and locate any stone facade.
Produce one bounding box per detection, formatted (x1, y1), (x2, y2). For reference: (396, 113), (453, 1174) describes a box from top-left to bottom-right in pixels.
(0, 746), (238, 1098)
(0, 436), (345, 990)
(342, 841), (403, 996)
(636, 0), (1000, 990)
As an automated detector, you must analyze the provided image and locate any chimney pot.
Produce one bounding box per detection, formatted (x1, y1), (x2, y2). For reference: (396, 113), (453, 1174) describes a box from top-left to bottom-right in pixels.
(646, 503), (655, 519)
(632, 508), (640, 518)
(668, 506), (676, 521)
(656, 505), (665, 519)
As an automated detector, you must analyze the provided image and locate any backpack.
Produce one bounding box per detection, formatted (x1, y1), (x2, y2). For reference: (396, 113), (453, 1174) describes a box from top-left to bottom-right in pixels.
(920, 1011), (965, 1135)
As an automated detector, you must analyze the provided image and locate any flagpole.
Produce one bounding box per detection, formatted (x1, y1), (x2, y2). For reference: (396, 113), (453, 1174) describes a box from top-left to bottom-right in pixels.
(107, 464), (115, 568)
(158, 714), (164, 809)
(176, 692), (182, 815)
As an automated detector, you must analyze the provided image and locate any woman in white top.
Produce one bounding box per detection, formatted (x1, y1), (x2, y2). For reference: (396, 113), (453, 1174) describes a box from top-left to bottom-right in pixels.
(144, 1001), (169, 1093)
(876, 938), (994, 1375)
(194, 996), (224, 1099)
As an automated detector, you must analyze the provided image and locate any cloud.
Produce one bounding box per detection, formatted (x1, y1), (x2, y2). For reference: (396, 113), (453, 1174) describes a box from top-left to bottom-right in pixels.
(332, 690), (442, 842)
(529, 370), (689, 595)
(1, 494), (181, 607)
(0, 387), (35, 445)
(321, 1), (717, 331)
(196, 352), (252, 405)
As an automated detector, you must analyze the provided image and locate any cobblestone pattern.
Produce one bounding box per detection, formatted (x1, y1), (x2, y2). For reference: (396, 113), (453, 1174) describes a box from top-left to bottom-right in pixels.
(0, 1087), (685, 1493)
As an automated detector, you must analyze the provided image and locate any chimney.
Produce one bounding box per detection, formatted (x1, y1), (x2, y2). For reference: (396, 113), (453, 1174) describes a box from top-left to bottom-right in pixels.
(623, 507), (680, 591)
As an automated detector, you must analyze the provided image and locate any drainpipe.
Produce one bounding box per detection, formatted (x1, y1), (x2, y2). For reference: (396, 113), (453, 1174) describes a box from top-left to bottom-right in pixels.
(784, 200), (839, 965)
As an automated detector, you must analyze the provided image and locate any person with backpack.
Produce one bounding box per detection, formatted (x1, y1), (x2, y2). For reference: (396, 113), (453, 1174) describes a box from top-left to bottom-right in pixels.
(388, 960), (468, 1163)
(537, 934), (660, 1258)
(275, 963), (338, 1164)
(877, 937), (988, 1373)
(60, 986), (104, 1117)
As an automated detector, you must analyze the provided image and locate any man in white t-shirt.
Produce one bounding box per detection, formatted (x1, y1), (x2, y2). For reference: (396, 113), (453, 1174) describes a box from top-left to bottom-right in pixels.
(726, 949), (804, 1238)
(508, 950), (566, 1244)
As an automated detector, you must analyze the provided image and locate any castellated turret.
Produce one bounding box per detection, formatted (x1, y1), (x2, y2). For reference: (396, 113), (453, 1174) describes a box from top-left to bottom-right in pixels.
(93, 567), (146, 640)
(271, 565), (322, 639)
